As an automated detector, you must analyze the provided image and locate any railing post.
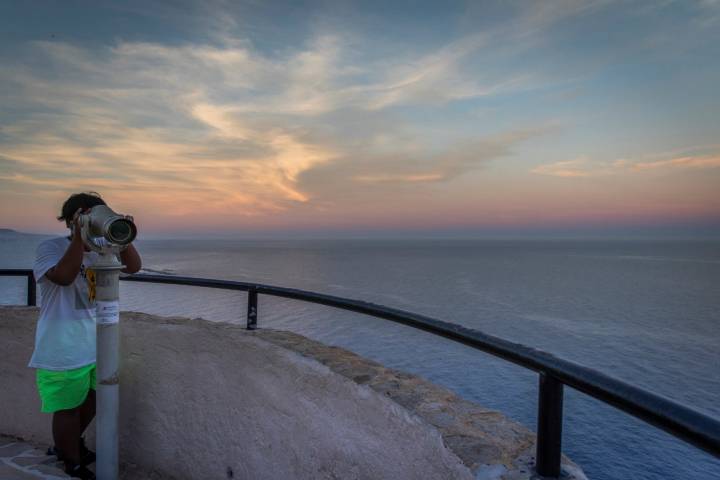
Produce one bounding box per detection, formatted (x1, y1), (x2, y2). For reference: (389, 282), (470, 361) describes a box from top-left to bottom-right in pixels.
(536, 373), (564, 478)
(247, 288), (258, 330)
(26, 273), (36, 307)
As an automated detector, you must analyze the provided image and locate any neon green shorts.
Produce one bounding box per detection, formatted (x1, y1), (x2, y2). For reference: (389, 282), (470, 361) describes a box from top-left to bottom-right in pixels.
(36, 364), (96, 413)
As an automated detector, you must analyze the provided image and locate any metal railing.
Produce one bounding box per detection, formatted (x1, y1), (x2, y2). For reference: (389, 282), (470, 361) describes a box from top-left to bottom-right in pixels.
(1, 269), (36, 307)
(2, 269), (719, 477)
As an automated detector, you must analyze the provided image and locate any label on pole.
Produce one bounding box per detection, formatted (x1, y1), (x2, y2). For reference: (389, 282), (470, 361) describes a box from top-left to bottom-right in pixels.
(96, 300), (120, 325)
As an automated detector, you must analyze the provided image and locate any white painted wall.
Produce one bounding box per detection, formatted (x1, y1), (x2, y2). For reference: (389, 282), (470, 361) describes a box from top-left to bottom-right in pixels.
(0, 307), (474, 480)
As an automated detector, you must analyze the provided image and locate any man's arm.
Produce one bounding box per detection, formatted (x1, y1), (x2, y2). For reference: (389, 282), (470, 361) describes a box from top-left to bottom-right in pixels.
(120, 244), (142, 274)
(45, 218), (85, 286)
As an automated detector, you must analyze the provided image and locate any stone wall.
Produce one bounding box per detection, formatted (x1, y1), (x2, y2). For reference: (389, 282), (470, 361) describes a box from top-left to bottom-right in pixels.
(0, 306), (586, 480)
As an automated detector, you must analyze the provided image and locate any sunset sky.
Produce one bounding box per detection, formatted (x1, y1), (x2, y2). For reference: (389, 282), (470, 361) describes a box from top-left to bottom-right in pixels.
(1, 1), (719, 238)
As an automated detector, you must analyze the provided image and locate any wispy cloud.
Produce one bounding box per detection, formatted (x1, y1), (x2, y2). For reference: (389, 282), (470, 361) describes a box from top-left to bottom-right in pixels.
(342, 127), (548, 186)
(0, 39), (346, 214)
(0, 28), (549, 219)
(531, 158), (598, 177)
(632, 155), (720, 170)
(532, 153), (720, 177)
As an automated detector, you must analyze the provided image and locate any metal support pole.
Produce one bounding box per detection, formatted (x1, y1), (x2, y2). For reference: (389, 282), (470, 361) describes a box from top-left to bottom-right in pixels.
(536, 373), (564, 478)
(94, 254), (123, 480)
(26, 274), (36, 306)
(247, 288), (257, 330)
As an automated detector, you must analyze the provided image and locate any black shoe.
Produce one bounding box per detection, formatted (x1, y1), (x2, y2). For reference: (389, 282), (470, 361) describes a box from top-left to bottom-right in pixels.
(65, 462), (96, 480)
(79, 437), (96, 466)
(48, 437), (95, 466)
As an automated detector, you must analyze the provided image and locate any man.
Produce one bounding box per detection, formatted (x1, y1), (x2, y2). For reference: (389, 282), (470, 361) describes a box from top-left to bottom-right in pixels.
(31, 192), (141, 479)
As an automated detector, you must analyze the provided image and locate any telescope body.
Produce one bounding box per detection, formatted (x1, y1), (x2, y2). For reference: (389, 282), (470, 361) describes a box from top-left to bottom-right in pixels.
(77, 205), (136, 480)
(81, 205), (137, 249)
(94, 254), (122, 480)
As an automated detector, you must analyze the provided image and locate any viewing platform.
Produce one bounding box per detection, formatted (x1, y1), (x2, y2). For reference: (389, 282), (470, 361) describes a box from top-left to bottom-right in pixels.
(0, 435), (160, 480)
(1, 435), (71, 479)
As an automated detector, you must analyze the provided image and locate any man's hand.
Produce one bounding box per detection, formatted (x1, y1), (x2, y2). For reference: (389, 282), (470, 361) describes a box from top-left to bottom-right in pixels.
(45, 209), (86, 286)
(119, 215), (142, 274)
(70, 208), (85, 243)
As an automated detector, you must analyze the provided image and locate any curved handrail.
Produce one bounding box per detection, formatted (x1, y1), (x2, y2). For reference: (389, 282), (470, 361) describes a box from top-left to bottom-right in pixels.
(122, 274), (720, 457)
(2, 269), (719, 476)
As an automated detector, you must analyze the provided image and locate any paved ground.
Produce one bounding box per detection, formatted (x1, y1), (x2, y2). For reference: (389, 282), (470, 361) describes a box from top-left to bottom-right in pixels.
(0, 435), (172, 480)
(0, 435), (71, 479)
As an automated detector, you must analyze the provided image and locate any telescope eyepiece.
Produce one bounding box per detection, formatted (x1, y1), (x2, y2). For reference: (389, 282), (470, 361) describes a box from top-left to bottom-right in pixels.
(107, 218), (137, 245)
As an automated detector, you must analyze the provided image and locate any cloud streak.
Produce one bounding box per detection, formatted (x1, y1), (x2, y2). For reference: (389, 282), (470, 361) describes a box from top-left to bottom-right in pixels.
(632, 155), (720, 170)
(532, 154), (720, 178)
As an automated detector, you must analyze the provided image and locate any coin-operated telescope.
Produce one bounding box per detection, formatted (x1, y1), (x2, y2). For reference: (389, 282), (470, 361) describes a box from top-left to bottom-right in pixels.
(78, 204), (137, 480)
(78, 205), (137, 254)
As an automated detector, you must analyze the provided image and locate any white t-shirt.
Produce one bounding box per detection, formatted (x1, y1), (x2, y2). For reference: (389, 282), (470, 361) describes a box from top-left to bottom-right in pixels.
(30, 237), (102, 370)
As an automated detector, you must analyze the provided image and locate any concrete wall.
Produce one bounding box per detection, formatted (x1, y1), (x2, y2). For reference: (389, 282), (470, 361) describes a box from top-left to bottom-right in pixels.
(0, 306), (586, 480)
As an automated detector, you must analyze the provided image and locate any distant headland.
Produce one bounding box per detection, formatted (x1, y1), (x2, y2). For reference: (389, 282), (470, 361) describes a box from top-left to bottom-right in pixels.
(0, 228), (52, 238)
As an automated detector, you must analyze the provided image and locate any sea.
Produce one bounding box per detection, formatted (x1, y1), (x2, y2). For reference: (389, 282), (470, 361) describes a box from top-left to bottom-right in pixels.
(2, 233), (719, 480)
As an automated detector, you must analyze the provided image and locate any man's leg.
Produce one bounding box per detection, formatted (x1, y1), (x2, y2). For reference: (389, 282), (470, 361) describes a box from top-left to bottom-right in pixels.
(39, 367), (96, 478)
(52, 406), (83, 465)
(79, 389), (96, 433)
